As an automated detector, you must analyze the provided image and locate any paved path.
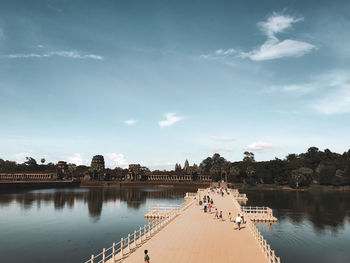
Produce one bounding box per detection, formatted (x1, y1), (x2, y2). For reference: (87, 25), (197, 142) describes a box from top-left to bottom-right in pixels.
(120, 192), (267, 263)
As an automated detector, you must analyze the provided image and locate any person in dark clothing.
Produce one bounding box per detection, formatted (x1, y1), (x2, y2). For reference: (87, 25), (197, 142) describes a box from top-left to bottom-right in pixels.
(144, 250), (150, 263)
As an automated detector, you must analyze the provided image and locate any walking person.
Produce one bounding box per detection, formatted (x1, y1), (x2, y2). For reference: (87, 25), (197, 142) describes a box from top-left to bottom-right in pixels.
(215, 208), (219, 219)
(235, 213), (242, 230)
(219, 211), (223, 221)
(228, 212), (232, 222)
(144, 250), (150, 263)
(240, 211), (245, 224)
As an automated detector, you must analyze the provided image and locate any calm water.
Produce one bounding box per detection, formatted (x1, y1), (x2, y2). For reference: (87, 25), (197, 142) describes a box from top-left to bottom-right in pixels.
(1, 188), (350, 263)
(243, 190), (350, 263)
(0, 187), (188, 263)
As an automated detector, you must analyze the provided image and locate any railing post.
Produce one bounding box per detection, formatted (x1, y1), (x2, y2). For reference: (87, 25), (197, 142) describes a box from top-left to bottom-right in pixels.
(139, 227), (142, 242)
(102, 248), (106, 263)
(91, 254), (94, 263)
(120, 238), (123, 257)
(134, 230), (137, 247)
(148, 222), (151, 236)
(144, 224), (147, 238)
(272, 250), (276, 262)
(112, 242), (116, 262)
(128, 234), (130, 252)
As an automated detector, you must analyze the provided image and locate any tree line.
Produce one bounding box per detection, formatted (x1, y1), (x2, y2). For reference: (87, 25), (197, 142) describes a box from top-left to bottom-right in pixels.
(196, 147), (350, 188)
(1, 147), (350, 188)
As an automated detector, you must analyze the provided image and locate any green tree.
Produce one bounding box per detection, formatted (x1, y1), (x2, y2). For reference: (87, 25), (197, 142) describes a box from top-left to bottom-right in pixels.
(289, 167), (313, 188)
(243, 152), (255, 162)
(228, 166), (240, 183)
(25, 157), (37, 166)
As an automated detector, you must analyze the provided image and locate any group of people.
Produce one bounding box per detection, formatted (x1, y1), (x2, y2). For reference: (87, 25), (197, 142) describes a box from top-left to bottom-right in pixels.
(207, 186), (230, 197)
(199, 187), (245, 230)
(201, 194), (213, 213)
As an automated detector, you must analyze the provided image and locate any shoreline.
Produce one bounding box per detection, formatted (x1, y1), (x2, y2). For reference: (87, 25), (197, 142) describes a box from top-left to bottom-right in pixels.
(231, 183), (350, 192)
(79, 181), (210, 190)
(1, 181), (349, 192)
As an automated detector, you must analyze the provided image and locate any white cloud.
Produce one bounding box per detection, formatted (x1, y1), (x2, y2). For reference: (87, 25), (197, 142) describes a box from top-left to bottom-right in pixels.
(5, 50), (103, 60)
(242, 39), (315, 61)
(158, 113), (183, 127)
(210, 136), (235, 141)
(14, 152), (31, 163)
(245, 142), (273, 151)
(149, 161), (175, 167)
(106, 153), (128, 168)
(242, 13), (316, 61)
(200, 48), (239, 60)
(212, 147), (233, 152)
(258, 13), (303, 39)
(201, 12), (315, 61)
(68, 153), (83, 165)
(124, 119), (137, 125)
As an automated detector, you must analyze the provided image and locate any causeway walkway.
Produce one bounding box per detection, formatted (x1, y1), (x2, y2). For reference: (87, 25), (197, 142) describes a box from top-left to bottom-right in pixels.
(120, 191), (268, 263)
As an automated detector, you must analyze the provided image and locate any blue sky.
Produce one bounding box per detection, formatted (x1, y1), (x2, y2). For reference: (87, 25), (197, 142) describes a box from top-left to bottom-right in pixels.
(0, 0), (350, 169)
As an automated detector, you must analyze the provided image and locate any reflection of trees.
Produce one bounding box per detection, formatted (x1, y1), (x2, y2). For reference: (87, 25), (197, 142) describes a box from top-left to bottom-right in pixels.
(0, 188), (188, 218)
(244, 190), (350, 232)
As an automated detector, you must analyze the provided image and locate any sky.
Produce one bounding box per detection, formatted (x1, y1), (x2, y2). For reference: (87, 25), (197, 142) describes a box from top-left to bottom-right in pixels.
(0, 0), (350, 170)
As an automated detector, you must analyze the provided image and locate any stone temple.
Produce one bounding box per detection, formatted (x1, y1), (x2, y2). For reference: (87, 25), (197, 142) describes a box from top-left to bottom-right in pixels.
(90, 155), (105, 180)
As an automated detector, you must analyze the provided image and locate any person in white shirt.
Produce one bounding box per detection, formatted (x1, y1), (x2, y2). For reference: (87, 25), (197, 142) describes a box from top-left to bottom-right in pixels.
(240, 211), (245, 224)
(235, 214), (242, 230)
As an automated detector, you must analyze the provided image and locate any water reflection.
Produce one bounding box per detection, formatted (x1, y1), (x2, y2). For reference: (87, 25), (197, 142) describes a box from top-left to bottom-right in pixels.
(0, 188), (187, 219)
(244, 190), (350, 233)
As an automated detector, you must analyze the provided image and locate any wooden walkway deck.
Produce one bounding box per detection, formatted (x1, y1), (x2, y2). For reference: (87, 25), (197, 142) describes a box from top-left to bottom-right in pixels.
(118, 192), (269, 263)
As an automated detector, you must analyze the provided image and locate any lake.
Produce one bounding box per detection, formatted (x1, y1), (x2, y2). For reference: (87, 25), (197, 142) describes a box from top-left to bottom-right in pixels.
(243, 189), (350, 263)
(0, 187), (188, 263)
(0, 187), (349, 263)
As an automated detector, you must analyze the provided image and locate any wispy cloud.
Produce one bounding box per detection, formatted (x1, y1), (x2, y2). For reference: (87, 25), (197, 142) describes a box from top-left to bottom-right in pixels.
(124, 119), (137, 125)
(245, 142), (273, 151)
(311, 71), (350, 114)
(106, 153), (128, 168)
(313, 86), (350, 114)
(210, 136), (235, 141)
(68, 153), (83, 165)
(269, 70), (350, 114)
(159, 113), (183, 127)
(5, 51), (103, 60)
(201, 12), (316, 61)
(212, 147), (233, 152)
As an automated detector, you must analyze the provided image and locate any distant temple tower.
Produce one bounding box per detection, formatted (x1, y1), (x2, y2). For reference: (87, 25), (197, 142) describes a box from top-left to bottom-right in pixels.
(90, 155), (105, 180)
(183, 159), (189, 173)
(57, 161), (68, 179)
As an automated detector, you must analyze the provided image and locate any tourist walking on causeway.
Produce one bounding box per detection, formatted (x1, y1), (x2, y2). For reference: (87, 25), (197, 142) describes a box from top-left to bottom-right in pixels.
(219, 211), (223, 221)
(228, 212), (232, 222)
(235, 214), (242, 230)
(144, 250), (150, 263)
(215, 208), (219, 219)
(240, 211), (245, 224)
